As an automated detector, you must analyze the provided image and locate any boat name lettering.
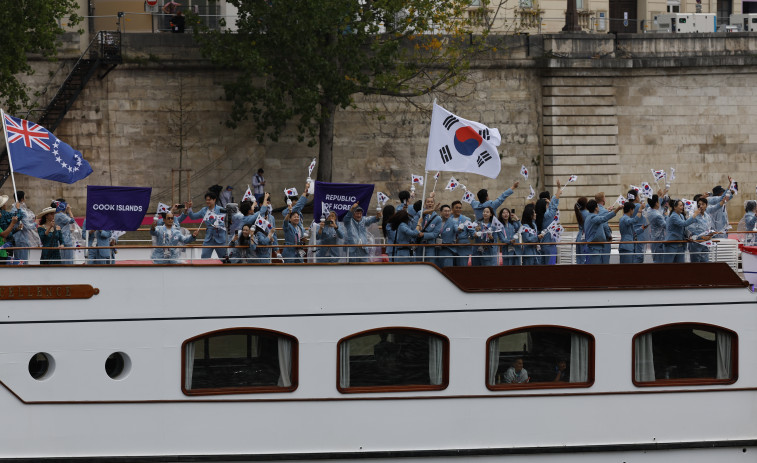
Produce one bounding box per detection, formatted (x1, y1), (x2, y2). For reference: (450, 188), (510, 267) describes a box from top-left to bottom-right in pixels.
(92, 203), (143, 212)
(0, 285), (99, 300)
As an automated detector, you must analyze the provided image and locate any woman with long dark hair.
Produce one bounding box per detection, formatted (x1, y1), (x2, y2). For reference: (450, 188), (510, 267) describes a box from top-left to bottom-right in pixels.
(473, 206), (504, 266)
(386, 210), (422, 262)
(574, 197), (588, 264)
(519, 204), (542, 265)
(535, 181), (562, 265)
(497, 208), (521, 265)
(664, 199), (698, 263)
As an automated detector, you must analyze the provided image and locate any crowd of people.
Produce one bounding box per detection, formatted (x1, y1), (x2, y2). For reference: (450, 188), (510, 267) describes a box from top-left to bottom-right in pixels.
(0, 174), (750, 266)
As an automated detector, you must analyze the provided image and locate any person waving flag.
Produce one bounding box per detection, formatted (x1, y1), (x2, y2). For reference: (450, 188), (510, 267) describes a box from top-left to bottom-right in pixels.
(1, 110), (93, 184)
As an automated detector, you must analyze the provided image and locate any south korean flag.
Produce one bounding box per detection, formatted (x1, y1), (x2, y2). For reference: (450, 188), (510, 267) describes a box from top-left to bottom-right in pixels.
(425, 103), (501, 179)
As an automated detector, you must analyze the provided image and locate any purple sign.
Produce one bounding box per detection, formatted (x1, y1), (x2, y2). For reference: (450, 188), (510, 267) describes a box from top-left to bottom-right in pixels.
(313, 181), (374, 220)
(85, 185), (152, 231)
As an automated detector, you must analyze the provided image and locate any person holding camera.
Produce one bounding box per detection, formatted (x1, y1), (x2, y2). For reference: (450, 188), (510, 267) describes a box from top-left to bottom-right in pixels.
(227, 225), (256, 263)
(343, 202), (381, 263)
(316, 210), (344, 263)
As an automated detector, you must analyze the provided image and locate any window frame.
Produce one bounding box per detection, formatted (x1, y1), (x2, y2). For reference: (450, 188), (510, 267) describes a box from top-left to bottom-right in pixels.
(631, 322), (738, 388)
(181, 327), (299, 396)
(336, 326), (450, 394)
(485, 325), (595, 391)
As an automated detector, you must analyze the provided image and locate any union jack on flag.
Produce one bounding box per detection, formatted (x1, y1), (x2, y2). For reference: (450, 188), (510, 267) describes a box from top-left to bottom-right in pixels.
(1, 112), (93, 184)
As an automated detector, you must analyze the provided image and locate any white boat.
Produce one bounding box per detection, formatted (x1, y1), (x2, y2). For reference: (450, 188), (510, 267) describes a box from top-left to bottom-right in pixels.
(0, 261), (755, 461)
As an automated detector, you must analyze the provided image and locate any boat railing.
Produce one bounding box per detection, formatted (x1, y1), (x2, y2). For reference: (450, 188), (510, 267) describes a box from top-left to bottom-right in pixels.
(0, 237), (742, 267)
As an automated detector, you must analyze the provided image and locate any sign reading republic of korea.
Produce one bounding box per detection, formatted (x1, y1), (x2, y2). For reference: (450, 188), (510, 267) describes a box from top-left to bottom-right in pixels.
(425, 103), (502, 179)
(85, 185), (152, 231)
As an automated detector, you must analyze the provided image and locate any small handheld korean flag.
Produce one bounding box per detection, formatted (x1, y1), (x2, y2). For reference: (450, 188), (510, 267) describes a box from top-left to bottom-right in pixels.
(213, 213), (226, 230)
(527, 185), (535, 200)
(255, 215), (270, 230)
(615, 195), (627, 206)
(203, 209), (221, 228)
(629, 185), (640, 194)
(567, 174), (578, 184)
(425, 103), (501, 179)
(641, 182), (653, 198)
(445, 177), (460, 191)
(157, 202), (170, 214)
(242, 187), (254, 202)
(703, 240), (717, 248)
(464, 220), (477, 231)
(652, 169), (666, 182)
(669, 167), (676, 182)
(377, 191), (390, 205)
(412, 174), (424, 186)
(434, 172), (440, 181)
(462, 190), (475, 204)
(730, 179), (738, 195)
(553, 209), (561, 223)
(308, 158), (316, 177)
(520, 165), (529, 180)
(284, 187), (298, 197)
(683, 199), (696, 214)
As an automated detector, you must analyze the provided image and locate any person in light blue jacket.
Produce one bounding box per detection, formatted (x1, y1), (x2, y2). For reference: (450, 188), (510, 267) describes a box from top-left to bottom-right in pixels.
(535, 181), (562, 265)
(664, 199), (698, 263)
(53, 199), (77, 265)
(518, 205), (542, 266)
(645, 195), (667, 263)
(150, 212), (197, 264)
(185, 191), (228, 260)
(471, 182), (519, 221)
(415, 195), (442, 262)
(618, 201), (645, 264)
(687, 197), (716, 263)
(574, 197), (589, 264)
(498, 208), (521, 266)
(473, 206), (505, 266)
(436, 205), (459, 268)
(93, 229), (114, 264)
(584, 200), (622, 265)
(253, 222), (277, 263)
(343, 202), (381, 263)
(281, 186), (310, 263)
(595, 192), (613, 264)
(227, 224), (257, 263)
(739, 200), (757, 246)
(450, 200), (473, 267)
(706, 182), (733, 238)
(387, 210), (421, 262)
(316, 211), (344, 263)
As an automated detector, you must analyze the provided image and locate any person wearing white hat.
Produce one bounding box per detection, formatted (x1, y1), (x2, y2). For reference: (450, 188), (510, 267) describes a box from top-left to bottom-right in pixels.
(37, 207), (63, 265)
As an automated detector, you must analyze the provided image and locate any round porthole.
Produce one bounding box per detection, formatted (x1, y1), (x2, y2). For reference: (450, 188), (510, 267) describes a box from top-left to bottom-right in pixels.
(105, 352), (131, 379)
(28, 352), (54, 380)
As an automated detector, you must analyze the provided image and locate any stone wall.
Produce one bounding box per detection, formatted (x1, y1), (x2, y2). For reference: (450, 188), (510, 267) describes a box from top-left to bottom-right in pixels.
(9, 33), (757, 225)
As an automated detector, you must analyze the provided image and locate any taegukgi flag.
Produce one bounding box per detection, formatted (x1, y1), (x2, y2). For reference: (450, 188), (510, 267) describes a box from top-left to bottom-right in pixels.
(425, 103), (501, 179)
(1, 111), (93, 184)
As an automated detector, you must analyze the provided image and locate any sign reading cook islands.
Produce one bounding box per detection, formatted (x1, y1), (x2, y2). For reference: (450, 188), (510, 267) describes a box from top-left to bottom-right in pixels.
(0, 285), (99, 300)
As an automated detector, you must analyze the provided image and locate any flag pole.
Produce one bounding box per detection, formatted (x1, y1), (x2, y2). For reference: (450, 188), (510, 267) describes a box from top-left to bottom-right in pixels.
(0, 109), (19, 203)
(419, 170), (429, 262)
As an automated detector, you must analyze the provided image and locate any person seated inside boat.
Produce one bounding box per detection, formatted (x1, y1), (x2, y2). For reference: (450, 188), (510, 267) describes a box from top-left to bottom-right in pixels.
(503, 358), (529, 384)
(552, 358), (569, 382)
(374, 333), (401, 376)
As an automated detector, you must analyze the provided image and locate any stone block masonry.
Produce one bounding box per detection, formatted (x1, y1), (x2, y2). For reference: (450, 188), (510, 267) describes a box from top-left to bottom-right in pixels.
(8, 33), (757, 225)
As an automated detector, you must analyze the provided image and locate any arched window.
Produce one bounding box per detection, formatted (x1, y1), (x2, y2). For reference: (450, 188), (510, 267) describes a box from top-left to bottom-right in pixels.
(337, 327), (449, 393)
(182, 328), (298, 395)
(633, 323), (737, 386)
(486, 326), (594, 390)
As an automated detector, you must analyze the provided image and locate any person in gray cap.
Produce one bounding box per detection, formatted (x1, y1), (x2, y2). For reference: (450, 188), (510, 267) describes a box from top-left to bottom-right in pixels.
(343, 202), (381, 263)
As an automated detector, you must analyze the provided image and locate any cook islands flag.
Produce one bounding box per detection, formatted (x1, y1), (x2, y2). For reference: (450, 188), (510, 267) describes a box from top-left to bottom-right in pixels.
(425, 103), (501, 179)
(1, 111), (93, 184)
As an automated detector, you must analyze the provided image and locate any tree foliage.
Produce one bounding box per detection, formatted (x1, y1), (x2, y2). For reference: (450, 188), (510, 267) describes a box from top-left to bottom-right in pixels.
(197, 0), (491, 181)
(0, 0), (81, 115)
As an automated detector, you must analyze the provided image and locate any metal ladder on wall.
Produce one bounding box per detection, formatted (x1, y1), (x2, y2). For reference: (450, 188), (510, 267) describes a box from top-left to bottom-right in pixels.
(0, 31), (122, 188)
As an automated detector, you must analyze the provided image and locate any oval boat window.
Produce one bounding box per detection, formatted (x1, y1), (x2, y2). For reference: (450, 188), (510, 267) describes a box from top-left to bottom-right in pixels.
(105, 352), (131, 379)
(28, 352), (54, 380)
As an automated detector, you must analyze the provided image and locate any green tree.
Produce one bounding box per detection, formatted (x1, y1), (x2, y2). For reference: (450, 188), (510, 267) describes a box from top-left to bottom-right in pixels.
(0, 0), (81, 115)
(197, 0), (491, 182)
